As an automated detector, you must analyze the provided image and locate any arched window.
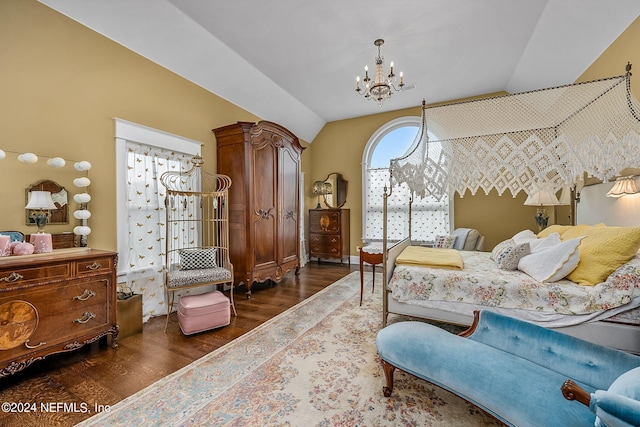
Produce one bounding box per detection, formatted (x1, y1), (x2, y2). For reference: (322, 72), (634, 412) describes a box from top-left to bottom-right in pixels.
(362, 117), (451, 243)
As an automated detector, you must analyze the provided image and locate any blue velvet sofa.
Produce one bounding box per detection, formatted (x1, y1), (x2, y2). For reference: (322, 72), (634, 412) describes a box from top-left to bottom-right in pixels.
(376, 310), (640, 427)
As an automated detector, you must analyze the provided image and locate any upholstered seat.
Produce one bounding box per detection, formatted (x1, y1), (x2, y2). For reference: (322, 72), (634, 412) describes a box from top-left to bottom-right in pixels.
(451, 228), (485, 251)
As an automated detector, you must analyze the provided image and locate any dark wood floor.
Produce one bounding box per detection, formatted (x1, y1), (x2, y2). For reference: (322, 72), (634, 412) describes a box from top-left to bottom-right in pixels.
(0, 261), (356, 427)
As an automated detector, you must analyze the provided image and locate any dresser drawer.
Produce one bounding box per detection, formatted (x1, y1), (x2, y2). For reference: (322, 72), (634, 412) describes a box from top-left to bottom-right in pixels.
(0, 263), (71, 287)
(0, 277), (110, 319)
(309, 234), (342, 256)
(1, 302), (109, 361)
(75, 257), (114, 276)
(309, 210), (341, 234)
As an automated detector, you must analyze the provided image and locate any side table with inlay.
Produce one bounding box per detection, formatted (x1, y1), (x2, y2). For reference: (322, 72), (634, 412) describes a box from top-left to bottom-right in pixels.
(359, 243), (383, 306)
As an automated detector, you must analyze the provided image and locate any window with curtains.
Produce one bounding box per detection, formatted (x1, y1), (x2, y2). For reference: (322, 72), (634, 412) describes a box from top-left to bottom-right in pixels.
(362, 117), (451, 243)
(115, 118), (201, 322)
(119, 142), (192, 321)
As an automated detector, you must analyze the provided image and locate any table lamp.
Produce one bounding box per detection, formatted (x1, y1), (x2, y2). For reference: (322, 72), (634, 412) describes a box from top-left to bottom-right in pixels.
(524, 190), (560, 232)
(25, 190), (57, 253)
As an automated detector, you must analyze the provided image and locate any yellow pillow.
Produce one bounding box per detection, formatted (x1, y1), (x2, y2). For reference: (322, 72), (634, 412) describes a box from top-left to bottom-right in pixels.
(537, 225), (572, 238)
(562, 225), (640, 286)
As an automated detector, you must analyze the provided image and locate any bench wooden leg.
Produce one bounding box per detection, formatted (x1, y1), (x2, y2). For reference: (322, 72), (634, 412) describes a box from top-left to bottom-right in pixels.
(381, 359), (396, 397)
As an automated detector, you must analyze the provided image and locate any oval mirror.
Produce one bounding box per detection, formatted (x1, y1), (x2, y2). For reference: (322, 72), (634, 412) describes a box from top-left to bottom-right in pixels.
(322, 173), (347, 208)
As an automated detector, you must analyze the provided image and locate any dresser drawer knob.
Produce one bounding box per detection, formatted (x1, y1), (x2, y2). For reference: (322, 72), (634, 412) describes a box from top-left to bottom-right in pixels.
(86, 262), (102, 270)
(24, 340), (46, 349)
(73, 312), (96, 324)
(1, 272), (24, 283)
(73, 289), (96, 301)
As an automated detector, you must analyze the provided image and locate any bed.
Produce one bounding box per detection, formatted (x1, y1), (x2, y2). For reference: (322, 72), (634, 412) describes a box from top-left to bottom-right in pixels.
(382, 225), (640, 354)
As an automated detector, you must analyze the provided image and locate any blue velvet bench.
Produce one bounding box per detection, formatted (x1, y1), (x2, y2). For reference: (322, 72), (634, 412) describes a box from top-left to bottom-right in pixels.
(376, 310), (640, 427)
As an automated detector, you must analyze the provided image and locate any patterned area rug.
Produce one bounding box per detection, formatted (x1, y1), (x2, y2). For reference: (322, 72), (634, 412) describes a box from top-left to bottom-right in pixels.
(78, 271), (503, 426)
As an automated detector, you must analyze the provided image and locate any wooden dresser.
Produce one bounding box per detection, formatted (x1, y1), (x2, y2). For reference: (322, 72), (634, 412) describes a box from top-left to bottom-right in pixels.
(0, 248), (118, 377)
(309, 209), (350, 264)
(214, 121), (304, 298)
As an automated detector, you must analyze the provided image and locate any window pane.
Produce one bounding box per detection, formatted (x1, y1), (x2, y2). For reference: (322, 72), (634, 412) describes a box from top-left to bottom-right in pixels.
(364, 123), (450, 243)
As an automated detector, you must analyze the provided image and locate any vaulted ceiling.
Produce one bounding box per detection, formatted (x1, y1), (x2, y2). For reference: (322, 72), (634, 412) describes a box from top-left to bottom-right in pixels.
(39, 0), (640, 141)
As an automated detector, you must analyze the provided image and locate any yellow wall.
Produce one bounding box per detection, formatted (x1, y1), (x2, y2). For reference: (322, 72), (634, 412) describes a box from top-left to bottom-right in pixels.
(0, 0), (261, 250)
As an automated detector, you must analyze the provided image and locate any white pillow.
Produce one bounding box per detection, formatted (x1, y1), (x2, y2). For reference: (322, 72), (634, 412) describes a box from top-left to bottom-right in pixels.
(517, 236), (585, 283)
(529, 232), (561, 252)
(512, 230), (561, 252)
(512, 229), (537, 244)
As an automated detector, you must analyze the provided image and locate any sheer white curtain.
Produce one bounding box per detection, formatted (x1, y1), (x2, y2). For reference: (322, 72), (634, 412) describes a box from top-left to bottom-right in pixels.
(121, 142), (191, 321)
(363, 117), (451, 244)
(364, 167), (449, 243)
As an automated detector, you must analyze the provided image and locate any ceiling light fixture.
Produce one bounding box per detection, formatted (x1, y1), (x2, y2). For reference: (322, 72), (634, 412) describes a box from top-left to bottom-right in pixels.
(355, 39), (406, 107)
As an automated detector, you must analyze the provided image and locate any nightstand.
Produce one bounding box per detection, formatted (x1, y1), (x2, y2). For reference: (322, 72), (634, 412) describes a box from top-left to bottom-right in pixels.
(359, 243), (383, 306)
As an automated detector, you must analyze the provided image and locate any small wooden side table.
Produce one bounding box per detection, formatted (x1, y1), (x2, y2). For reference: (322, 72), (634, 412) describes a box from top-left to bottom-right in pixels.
(359, 244), (384, 306)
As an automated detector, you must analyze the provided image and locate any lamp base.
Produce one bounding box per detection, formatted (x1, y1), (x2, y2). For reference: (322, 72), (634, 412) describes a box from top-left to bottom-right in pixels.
(535, 208), (549, 233)
(30, 233), (53, 254)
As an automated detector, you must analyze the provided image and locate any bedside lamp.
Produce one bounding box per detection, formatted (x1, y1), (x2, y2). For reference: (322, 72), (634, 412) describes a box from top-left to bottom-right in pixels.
(524, 190), (560, 232)
(25, 190), (57, 253)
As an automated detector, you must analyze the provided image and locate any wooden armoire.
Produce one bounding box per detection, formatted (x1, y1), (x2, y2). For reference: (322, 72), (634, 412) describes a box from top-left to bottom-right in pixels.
(213, 121), (304, 298)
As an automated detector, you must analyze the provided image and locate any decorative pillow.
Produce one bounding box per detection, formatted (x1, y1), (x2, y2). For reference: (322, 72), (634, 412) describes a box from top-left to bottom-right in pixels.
(593, 367), (640, 427)
(493, 241), (531, 270)
(562, 225), (640, 286)
(537, 224), (572, 238)
(179, 248), (217, 270)
(512, 230), (561, 252)
(490, 239), (513, 261)
(512, 229), (537, 244)
(517, 237), (584, 283)
(529, 232), (561, 252)
(434, 235), (456, 249)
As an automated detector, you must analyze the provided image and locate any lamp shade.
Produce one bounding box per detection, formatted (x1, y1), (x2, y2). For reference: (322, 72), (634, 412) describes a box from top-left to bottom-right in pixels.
(606, 176), (639, 198)
(312, 180), (326, 195)
(524, 190), (560, 206)
(25, 191), (57, 210)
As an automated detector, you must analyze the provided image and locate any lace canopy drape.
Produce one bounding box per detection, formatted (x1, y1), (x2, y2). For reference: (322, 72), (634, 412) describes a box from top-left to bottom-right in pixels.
(391, 67), (640, 200)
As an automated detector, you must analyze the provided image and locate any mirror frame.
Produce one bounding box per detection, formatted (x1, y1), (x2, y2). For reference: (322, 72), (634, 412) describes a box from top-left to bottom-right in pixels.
(322, 173), (348, 208)
(25, 179), (69, 226)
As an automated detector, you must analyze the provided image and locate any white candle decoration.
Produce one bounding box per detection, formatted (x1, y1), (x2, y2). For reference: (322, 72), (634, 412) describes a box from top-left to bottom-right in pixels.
(73, 177), (91, 187)
(73, 226), (92, 236)
(73, 193), (91, 203)
(18, 152), (38, 163)
(74, 161), (92, 171)
(0, 150), (5, 160)
(73, 209), (92, 220)
(47, 157), (66, 168)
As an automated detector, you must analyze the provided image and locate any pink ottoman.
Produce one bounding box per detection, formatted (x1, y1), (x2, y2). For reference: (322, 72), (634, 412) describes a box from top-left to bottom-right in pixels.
(177, 290), (230, 335)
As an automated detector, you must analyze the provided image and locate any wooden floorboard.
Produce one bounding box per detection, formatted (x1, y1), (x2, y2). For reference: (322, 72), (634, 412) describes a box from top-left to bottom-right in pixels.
(0, 262), (357, 426)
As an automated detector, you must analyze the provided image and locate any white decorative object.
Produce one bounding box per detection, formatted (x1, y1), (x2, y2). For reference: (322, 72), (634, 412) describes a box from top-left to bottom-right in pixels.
(73, 177), (91, 187)
(73, 209), (91, 220)
(74, 161), (92, 171)
(0, 149), (5, 160)
(390, 67), (640, 201)
(18, 152), (38, 164)
(47, 157), (66, 168)
(73, 226), (91, 236)
(73, 193), (91, 203)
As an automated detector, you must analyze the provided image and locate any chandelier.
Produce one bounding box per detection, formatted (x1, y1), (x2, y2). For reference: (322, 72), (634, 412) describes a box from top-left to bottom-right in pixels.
(355, 39), (405, 107)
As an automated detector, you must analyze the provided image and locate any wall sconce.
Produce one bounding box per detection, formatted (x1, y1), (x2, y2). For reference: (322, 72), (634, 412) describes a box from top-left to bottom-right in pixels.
(606, 176), (639, 198)
(524, 190), (560, 232)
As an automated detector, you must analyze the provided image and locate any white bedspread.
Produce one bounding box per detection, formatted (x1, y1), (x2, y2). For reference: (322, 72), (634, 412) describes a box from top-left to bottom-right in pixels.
(389, 251), (640, 326)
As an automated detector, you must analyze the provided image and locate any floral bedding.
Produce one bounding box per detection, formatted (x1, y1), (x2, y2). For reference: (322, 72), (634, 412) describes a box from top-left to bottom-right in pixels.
(389, 251), (640, 316)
